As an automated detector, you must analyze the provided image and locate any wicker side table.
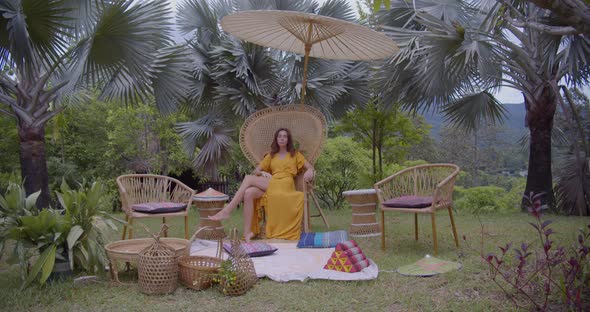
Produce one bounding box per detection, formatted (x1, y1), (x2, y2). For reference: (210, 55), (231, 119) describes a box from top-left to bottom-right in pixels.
(343, 189), (381, 237)
(193, 188), (228, 240)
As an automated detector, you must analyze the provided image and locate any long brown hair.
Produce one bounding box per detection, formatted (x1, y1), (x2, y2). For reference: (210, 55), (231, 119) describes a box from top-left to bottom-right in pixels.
(270, 128), (296, 157)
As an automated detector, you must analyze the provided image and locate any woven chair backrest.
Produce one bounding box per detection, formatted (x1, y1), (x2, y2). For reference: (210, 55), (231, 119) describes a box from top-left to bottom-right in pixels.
(406, 164), (460, 196)
(117, 174), (185, 205)
(239, 105), (327, 166)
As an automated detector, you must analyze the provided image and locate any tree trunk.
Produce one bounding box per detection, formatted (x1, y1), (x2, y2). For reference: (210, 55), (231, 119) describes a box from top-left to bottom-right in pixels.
(18, 124), (51, 209)
(372, 118), (376, 179)
(523, 84), (557, 211)
(473, 127), (478, 187)
(378, 145), (383, 180)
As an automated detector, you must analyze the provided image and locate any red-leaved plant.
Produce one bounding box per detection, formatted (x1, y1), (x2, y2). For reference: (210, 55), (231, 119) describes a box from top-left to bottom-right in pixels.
(481, 192), (589, 311)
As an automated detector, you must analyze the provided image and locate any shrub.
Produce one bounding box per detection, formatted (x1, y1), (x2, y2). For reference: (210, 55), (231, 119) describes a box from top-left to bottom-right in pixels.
(315, 137), (371, 209)
(0, 180), (119, 288)
(454, 186), (519, 214)
(483, 192), (590, 311)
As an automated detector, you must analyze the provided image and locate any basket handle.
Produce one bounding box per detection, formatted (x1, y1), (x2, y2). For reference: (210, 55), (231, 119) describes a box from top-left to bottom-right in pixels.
(215, 237), (223, 260)
(185, 226), (211, 256)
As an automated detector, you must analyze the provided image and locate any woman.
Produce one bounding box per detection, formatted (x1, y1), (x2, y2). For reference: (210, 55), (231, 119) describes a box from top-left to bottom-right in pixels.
(209, 128), (315, 241)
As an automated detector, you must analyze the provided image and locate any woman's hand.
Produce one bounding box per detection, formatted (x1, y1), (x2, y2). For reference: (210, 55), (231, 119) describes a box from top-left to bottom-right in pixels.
(303, 169), (315, 183)
(259, 171), (272, 179)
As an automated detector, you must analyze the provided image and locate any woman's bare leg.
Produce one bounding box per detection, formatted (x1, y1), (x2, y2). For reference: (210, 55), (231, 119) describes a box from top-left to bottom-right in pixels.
(209, 175), (269, 220)
(242, 187), (265, 242)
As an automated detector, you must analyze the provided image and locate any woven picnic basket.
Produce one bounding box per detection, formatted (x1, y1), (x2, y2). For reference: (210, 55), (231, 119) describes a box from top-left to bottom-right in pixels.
(217, 229), (258, 296)
(178, 227), (223, 290)
(137, 225), (178, 295)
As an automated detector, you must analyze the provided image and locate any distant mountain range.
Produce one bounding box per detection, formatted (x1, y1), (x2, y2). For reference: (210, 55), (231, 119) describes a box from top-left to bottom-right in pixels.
(421, 103), (528, 141)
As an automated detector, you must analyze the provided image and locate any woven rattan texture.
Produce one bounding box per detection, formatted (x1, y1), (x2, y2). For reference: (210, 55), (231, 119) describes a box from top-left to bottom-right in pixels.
(218, 229), (258, 296)
(374, 164), (461, 255)
(239, 105), (327, 166)
(178, 229), (223, 290)
(375, 164), (460, 213)
(345, 192), (381, 237)
(117, 174), (195, 239)
(195, 201), (227, 240)
(137, 233), (178, 295)
(239, 105), (330, 232)
(117, 174), (194, 215)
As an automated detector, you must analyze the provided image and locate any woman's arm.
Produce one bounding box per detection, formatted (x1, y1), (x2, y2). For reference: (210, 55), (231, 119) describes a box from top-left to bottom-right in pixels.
(253, 165), (272, 178)
(302, 160), (315, 183)
(254, 154), (272, 178)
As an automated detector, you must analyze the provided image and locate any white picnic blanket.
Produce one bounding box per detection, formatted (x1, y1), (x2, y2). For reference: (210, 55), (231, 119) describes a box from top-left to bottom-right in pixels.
(190, 240), (378, 282)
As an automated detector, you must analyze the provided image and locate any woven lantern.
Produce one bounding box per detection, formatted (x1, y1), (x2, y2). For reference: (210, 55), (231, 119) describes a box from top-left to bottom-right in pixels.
(137, 225), (178, 295)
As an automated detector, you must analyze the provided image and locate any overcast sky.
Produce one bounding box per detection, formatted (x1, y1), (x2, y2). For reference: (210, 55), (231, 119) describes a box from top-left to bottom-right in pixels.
(167, 0), (588, 104)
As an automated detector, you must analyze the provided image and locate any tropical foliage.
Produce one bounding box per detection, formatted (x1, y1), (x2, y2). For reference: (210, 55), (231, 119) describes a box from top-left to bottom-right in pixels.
(374, 0), (590, 212)
(0, 180), (117, 288)
(337, 100), (429, 182)
(0, 0), (191, 208)
(314, 137), (372, 209)
(552, 88), (590, 215)
(175, 0), (371, 176)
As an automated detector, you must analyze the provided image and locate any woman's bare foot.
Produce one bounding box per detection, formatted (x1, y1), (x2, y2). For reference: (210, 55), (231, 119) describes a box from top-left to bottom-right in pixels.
(244, 232), (254, 242)
(209, 210), (231, 221)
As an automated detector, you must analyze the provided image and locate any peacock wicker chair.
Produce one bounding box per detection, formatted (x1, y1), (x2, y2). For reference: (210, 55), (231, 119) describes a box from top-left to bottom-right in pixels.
(239, 104), (329, 233)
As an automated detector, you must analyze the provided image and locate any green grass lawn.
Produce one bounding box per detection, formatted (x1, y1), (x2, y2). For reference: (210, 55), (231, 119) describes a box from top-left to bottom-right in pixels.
(1, 208), (588, 312)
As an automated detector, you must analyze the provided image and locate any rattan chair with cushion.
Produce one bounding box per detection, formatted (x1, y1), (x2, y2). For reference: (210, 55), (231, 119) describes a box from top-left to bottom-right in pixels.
(117, 174), (195, 239)
(374, 164), (460, 255)
(239, 104), (329, 232)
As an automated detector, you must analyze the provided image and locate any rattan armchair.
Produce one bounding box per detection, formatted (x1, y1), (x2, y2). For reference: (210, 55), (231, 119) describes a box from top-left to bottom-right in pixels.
(239, 104), (329, 232)
(374, 164), (460, 255)
(117, 174), (195, 239)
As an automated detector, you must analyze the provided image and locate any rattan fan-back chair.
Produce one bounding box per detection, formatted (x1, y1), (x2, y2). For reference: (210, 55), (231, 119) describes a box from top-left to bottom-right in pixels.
(240, 104), (329, 233)
(374, 164), (460, 255)
(117, 174), (195, 240)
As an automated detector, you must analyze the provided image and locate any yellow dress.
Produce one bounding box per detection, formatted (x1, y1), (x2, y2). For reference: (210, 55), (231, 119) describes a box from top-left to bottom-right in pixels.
(251, 151), (306, 240)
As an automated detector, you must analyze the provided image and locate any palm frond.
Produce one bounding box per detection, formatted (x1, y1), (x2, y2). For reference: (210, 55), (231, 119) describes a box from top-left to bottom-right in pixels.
(150, 45), (193, 114)
(245, 0), (317, 13)
(209, 40), (279, 116)
(176, 112), (234, 176)
(556, 35), (590, 86)
(554, 151), (590, 216)
(177, 0), (220, 37)
(442, 90), (507, 132)
(317, 0), (357, 22)
(378, 9), (503, 112)
(415, 0), (473, 25)
(61, 0), (100, 38)
(70, 0), (179, 106)
(0, 0), (72, 74)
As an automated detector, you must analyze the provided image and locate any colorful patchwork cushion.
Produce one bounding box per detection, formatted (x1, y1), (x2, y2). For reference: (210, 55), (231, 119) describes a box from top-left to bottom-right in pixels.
(223, 242), (278, 257)
(382, 195), (433, 208)
(324, 240), (370, 273)
(131, 202), (187, 214)
(297, 230), (349, 248)
(335, 240), (358, 251)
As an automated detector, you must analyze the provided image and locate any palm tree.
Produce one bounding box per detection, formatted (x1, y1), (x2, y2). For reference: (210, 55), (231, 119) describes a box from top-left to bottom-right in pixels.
(175, 0), (371, 177)
(0, 0), (191, 208)
(375, 0), (589, 210)
(523, 0), (590, 36)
